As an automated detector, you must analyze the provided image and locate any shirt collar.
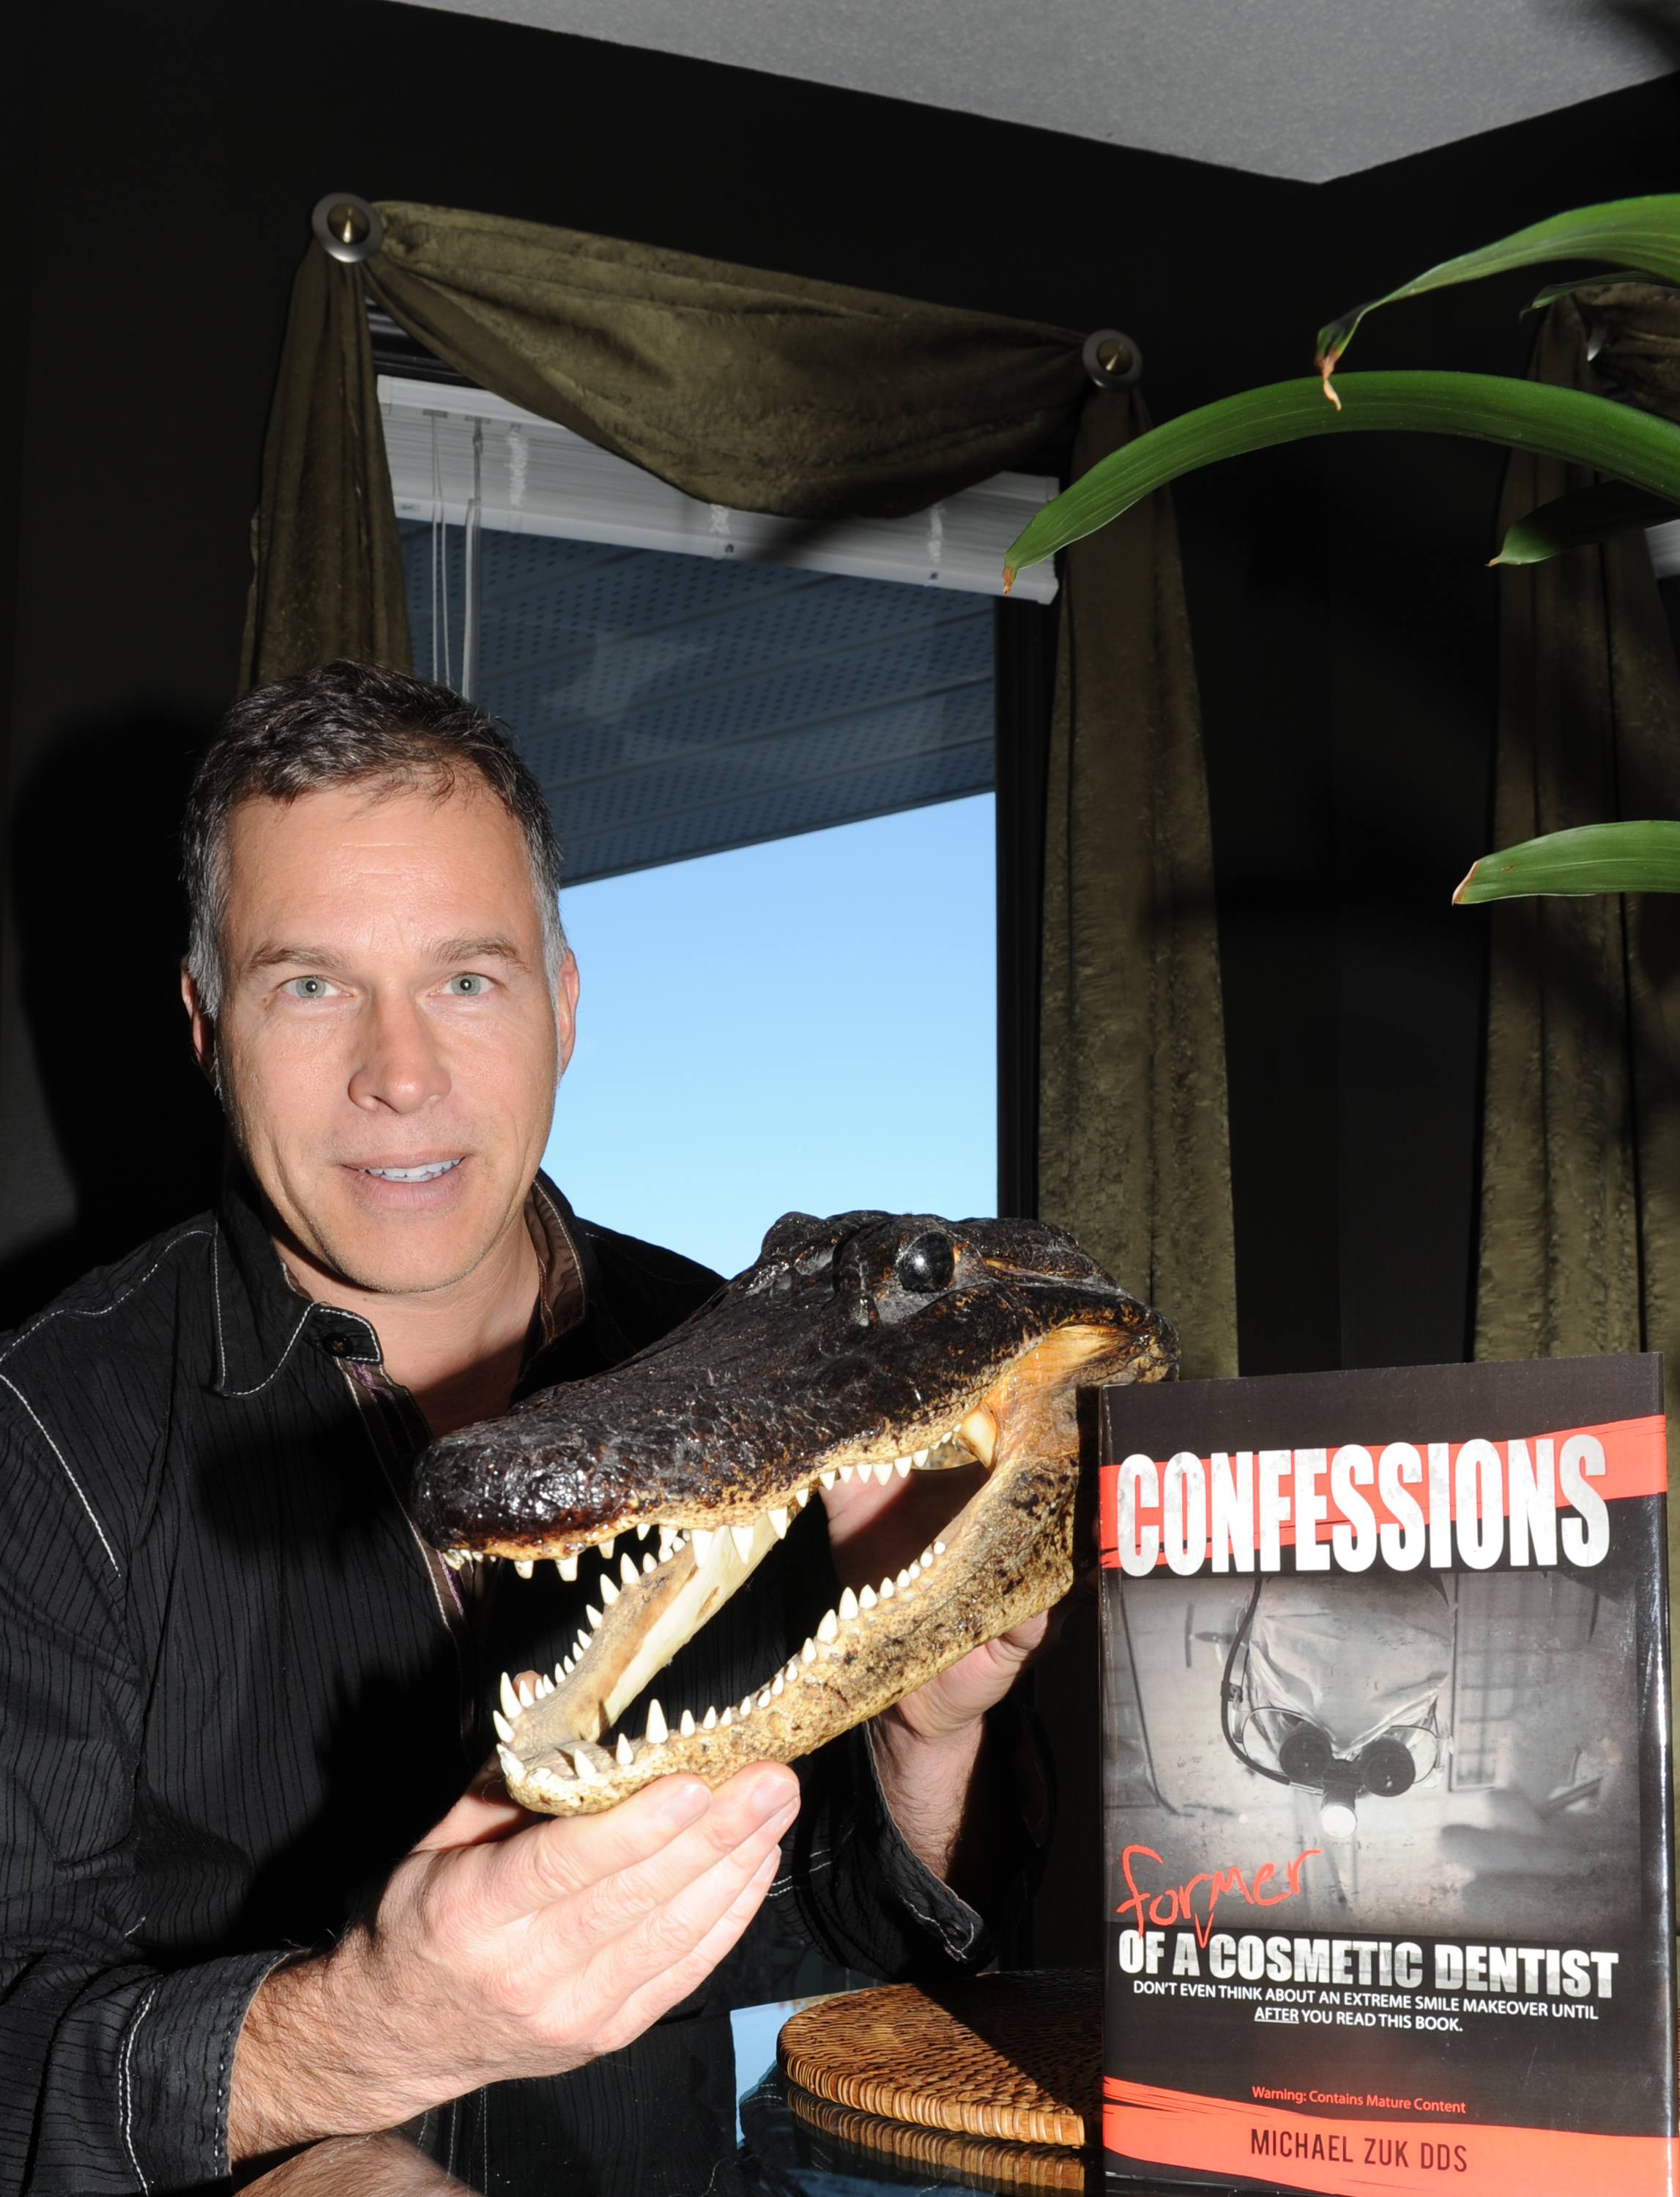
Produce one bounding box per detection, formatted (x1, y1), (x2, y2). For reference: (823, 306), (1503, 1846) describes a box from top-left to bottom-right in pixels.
(208, 1161), (590, 1398)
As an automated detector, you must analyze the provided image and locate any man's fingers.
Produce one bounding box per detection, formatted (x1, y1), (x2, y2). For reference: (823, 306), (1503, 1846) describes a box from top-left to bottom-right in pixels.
(467, 1775), (715, 1928)
(601, 1845), (784, 2049)
(476, 1761), (798, 1930)
(565, 1812), (792, 2024)
(521, 1769), (798, 1951)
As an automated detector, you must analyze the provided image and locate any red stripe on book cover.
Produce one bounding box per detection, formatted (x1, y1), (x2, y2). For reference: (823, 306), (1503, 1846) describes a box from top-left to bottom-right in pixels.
(1102, 2078), (1679, 2196)
(1099, 1414), (1665, 1569)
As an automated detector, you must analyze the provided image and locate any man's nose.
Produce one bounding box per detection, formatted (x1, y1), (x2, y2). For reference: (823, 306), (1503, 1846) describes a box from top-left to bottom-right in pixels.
(347, 995), (452, 1114)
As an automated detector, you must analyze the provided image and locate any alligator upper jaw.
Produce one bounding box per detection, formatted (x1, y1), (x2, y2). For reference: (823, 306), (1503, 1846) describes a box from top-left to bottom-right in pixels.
(480, 1315), (1166, 1816)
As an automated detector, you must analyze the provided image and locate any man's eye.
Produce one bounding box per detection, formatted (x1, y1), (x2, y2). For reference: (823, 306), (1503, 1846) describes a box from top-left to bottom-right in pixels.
(447, 973), (489, 996)
(284, 976), (337, 1000)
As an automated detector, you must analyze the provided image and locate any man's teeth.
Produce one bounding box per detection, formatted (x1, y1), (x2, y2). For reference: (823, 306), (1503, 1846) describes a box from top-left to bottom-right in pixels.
(361, 1159), (461, 1182)
(493, 1539), (955, 1788)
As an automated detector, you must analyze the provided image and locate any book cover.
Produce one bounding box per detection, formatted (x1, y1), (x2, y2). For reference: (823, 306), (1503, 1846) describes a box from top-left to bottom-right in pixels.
(1098, 1355), (1675, 2196)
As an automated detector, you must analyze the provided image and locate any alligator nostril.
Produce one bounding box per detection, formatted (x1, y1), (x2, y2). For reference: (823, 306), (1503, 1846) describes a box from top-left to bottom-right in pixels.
(896, 1232), (956, 1293)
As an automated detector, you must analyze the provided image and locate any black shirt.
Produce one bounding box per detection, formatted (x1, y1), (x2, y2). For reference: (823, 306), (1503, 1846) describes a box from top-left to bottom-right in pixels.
(0, 1169), (1008, 2195)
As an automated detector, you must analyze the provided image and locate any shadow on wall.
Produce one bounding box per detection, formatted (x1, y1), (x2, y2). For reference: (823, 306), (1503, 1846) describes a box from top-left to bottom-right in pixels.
(0, 707), (225, 1329)
(1602, 0), (1680, 70)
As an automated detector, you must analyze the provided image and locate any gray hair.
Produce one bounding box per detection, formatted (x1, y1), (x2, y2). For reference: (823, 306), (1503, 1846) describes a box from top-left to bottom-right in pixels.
(182, 660), (566, 1017)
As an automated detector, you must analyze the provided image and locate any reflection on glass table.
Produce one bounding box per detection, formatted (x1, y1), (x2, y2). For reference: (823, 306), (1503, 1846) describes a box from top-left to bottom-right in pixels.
(245, 1990), (1111, 2197)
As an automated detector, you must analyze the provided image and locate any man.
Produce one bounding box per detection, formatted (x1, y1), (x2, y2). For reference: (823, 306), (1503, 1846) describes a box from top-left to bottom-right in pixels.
(0, 662), (1044, 2192)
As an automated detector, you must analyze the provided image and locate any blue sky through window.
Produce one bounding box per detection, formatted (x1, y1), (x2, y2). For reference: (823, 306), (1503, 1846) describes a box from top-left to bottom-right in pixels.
(542, 794), (997, 1280)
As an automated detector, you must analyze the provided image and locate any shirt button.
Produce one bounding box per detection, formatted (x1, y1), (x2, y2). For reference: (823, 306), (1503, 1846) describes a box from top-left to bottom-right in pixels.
(322, 1332), (354, 1356)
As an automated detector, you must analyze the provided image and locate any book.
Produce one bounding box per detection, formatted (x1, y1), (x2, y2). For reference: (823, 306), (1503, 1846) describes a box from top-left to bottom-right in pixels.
(1098, 1354), (1674, 2196)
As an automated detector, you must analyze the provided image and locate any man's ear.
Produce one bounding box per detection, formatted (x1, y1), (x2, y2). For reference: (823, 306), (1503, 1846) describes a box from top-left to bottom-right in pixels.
(555, 951), (580, 1078)
(180, 962), (218, 1091)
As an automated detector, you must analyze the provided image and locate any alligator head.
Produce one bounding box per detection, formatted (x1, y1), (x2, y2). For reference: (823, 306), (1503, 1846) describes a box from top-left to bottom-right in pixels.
(412, 1211), (1175, 1814)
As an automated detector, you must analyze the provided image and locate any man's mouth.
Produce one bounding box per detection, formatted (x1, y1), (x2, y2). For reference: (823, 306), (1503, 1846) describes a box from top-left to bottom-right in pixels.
(354, 1159), (464, 1183)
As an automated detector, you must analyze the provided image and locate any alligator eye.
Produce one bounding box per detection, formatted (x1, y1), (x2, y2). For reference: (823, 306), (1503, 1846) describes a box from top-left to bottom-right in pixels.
(896, 1231), (956, 1293)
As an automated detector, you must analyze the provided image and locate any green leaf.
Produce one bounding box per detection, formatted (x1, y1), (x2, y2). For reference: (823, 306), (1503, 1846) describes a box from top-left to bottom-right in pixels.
(1492, 480), (1680, 565)
(1315, 196), (1680, 377)
(1003, 371), (1680, 581)
(1453, 821), (1680, 904)
(1525, 271), (1676, 314)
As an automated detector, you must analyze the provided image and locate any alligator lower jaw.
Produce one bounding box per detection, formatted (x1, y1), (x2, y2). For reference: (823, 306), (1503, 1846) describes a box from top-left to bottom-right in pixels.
(482, 1320), (1140, 1816)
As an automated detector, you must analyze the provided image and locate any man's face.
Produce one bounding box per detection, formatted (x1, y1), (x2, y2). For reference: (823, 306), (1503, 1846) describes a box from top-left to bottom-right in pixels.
(187, 778), (577, 1298)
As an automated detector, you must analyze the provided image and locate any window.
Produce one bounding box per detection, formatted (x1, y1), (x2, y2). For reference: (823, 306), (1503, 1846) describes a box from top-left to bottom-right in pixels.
(385, 380), (1055, 1275)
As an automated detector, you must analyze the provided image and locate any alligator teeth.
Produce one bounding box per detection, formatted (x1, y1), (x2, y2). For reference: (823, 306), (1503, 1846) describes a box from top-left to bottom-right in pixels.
(514, 1558), (534, 1578)
(817, 1610), (839, 1643)
(599, 1536), (616, 1562)
(838, 1587), (859, 1621)
(493, 1708), (516, 1743)
(620, 1553), (639, 1588)
(537, 1675), (556, 1699)
(897, 1566), (913, 1588)
(497, 1742), (524, 1780)
(659, 1528), (683, 1562)
(636, 1523), (650, 1541)
(757, 1687), (773, 1708)
(895, 1458), (913, 1478)
(801, 1636), (818, 1663)
(587, 1605), (603, 1629)
(872, 1461), (893, 1484)
(960, 1408), (998, 1468)
(679, 1708), (696, 1737)
(499, 1672), (521, 1720)
(771, 1672), (785, 1695)
(838, 1465), (855, 1483)
(616, 1733), (635, 1768)
(691, 1528), (716, 1563)
(645, 1699), (668, 1744)
(557, 1659), (570, 1681)
(442, 1548), (465, 1569)
(728, 1524), (754, 1562)
(518, 1676), (537, 1709)
(702, 1706), (718, 1730)
(574, 1632), (590, 1658)
(914, 1448), (930, 1468)
(557, 1554), (578, 1582)
(859, 1583), (877, 1610)
(572, 1750), (601, 1785)
(642, 1552), (657, 1575)
(934, 1539), (947, 1555)
(880, 1575), (896, 1598)
(819, 1470), (836, 1489)
(740, 1695), (755, 1717)
(921, 1545), (937, 1567)
(796, 1489), (811, 1506)
(600, 1575), (619, 1607)
(769, 1506), (789, 1539)
(720, 1706), (734, 1725)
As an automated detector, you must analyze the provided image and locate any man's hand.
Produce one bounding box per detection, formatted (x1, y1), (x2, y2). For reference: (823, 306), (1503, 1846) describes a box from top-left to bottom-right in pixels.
(821, 1465), (1050, 1884)
(228, 1760), (799, 2160)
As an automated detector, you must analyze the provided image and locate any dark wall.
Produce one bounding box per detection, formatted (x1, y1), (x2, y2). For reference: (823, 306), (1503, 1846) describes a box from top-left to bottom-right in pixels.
(8, 0), (1676, 1353)
(3, 0), (1677, 1958)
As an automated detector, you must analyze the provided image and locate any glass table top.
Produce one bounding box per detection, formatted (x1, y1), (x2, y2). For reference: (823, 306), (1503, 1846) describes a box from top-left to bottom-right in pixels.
(245, 1989), (1120, 2197)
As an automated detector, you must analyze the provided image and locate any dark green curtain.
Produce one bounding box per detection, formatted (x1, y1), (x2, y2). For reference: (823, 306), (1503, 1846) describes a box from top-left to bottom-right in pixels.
(1476, 289), (1680, 1696)
(1039, 393), (1235, 1380)
(242, 203), (1236, 1376)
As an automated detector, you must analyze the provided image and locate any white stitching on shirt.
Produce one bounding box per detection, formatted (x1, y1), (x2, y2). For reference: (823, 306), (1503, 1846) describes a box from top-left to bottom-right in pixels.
(120, 1980), (159, 2193)
(211, 1230), (313, 1397)
(0, 1375), (122, 1578)
(0, 1227), (213, 1584)
(0, 1227), (214, 1375)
